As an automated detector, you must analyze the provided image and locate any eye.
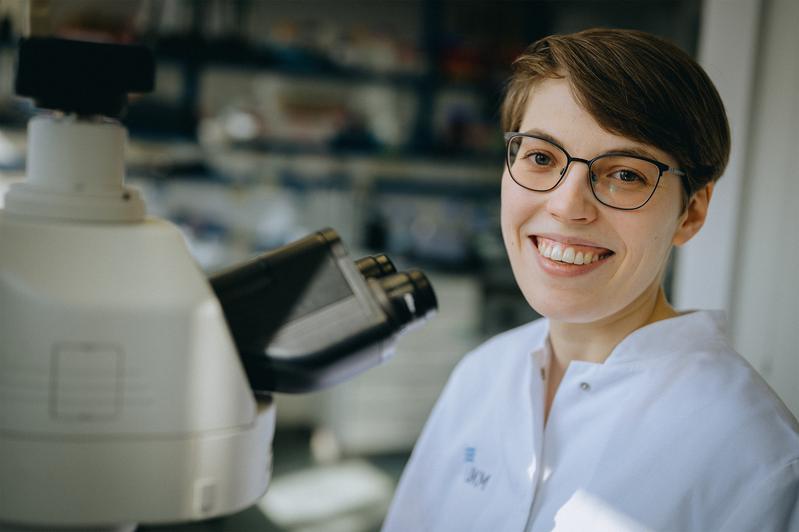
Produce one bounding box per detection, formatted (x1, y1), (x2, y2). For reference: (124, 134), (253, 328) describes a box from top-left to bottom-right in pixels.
(523, 151), (554, 166)
(611, 169), (647, 183)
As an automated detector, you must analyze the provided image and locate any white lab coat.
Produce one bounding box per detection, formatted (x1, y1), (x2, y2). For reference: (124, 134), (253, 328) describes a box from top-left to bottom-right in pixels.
(382, 311), (799, 532)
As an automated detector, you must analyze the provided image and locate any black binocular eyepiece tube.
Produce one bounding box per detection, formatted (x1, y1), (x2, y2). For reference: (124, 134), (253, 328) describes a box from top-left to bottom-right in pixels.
(209, 229), (438, 393)
(371, 269), (437, 329)
(355, 254), (396, 279)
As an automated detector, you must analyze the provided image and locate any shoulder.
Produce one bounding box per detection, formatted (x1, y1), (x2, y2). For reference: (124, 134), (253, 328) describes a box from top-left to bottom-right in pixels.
(695, 347), (799, 463)
(676, 345), (799, 529)
(648, 311), (799, 467)
(612, 310), (799, 472)
(675, 314), (796, 434)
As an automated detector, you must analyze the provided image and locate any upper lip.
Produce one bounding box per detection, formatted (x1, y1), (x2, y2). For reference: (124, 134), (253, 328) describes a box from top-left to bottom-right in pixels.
(531, 233), (614, 253)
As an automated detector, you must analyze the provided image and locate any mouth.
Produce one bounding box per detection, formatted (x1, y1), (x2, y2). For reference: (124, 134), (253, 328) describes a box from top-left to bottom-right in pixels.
(531, 235), (615, 266)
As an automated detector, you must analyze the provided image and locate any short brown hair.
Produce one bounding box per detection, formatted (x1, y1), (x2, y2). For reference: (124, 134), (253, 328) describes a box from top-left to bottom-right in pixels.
(501, 28), (730, 197)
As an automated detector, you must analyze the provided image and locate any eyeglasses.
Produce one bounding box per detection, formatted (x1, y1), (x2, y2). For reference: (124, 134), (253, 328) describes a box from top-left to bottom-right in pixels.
(504, 133), (686, 211)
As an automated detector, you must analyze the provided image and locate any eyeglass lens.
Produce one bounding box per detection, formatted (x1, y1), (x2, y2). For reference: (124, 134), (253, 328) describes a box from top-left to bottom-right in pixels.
(507, 135), (661, 209)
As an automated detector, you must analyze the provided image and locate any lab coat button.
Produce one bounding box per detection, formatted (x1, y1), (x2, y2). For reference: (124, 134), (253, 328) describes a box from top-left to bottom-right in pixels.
(579, 382), (591, 391)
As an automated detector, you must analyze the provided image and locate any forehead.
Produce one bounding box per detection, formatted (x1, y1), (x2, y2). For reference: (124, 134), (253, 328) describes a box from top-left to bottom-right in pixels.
(518, 78), (675, 163)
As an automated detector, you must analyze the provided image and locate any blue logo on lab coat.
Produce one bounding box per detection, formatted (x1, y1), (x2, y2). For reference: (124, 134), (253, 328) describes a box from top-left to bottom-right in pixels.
(463, 446), (490, 490)
(464, 447), (476, 463)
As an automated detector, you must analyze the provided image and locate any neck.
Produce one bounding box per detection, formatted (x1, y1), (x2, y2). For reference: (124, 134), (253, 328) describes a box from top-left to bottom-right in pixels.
(548, 284), (678, 367)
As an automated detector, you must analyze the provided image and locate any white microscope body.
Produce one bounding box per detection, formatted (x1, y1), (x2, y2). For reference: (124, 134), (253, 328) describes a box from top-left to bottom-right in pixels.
(0, 36), (438, 532)
(0, 114), (275, 530)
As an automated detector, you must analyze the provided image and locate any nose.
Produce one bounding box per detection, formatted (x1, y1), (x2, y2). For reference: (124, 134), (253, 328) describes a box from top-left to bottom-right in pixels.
(546, 159), (598, 224)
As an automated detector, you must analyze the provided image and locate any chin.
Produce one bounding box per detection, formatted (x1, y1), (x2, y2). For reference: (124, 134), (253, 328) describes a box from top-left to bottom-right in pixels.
(522, 287), (616, 324)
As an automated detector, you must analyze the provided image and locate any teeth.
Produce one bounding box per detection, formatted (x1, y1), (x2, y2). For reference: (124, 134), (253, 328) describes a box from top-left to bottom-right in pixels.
(536, 238), (610, 265)
(538, 237), (607, 265)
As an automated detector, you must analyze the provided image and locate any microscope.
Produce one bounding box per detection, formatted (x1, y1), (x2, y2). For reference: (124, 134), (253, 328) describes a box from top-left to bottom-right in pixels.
(0, 38), (436, 531)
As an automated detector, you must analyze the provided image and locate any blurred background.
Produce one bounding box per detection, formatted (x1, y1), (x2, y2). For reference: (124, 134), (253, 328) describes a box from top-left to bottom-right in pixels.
(0, 1), (795, 531)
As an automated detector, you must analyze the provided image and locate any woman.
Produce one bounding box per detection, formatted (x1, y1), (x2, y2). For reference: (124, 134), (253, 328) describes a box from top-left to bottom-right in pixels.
(382, 29), (799, 531)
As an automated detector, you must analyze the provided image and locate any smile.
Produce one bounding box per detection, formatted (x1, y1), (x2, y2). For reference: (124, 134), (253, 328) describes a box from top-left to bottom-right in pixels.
(533, 236), (614, 266)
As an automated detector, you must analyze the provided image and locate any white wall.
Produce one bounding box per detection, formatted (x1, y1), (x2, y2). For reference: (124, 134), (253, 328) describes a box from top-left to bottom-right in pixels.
(728, 0), (799, 416)
(674, 0), (761, 314)
(675, 0), (799, 416)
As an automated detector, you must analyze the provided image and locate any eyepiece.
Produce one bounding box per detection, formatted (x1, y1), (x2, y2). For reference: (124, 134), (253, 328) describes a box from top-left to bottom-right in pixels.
(355, 254), (396, 278)
(211, 228), (438, 393)
(375, 269), (438, 327)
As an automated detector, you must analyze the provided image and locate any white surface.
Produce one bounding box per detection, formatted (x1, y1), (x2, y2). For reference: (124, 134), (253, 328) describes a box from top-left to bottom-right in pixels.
(0, 118), (274, 529)
(384, 312), (799, 532)
(674, 0), (799, 415)
(728, 0), (799, 416)
(0, 212), (275, 528)
(259, 460), (392, 528)
(4, 116), (145, 222)
(676, 0), (799, 417)
(0, 216), (256, 434)
(673, 0), (762, 313)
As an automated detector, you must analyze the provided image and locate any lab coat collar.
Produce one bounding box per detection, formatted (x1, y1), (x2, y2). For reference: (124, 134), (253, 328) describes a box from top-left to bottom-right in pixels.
(527, 322), (551, 378)
(527, 310), (727, 370)
(604, 310), (728, 366)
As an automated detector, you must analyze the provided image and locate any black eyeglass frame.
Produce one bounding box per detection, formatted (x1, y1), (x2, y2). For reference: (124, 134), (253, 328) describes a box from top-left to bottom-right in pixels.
(504, 132), (686, 211)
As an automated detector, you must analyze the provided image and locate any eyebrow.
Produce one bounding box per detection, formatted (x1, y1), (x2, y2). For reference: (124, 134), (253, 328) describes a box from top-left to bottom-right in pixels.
(519, 128), (661, 161)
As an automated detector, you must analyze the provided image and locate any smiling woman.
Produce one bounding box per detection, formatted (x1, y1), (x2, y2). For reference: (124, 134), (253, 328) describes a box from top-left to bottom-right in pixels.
(382, 29), (799, 532)
(501, 76), (695, 329)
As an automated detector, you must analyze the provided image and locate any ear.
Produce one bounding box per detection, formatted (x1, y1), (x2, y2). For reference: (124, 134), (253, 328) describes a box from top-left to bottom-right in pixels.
(672, 182), (714, 247)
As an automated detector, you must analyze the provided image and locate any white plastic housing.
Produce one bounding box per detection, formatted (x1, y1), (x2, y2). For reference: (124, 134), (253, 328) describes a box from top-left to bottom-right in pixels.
(4, 115), (145, 222)
(0, 115), (275, 530)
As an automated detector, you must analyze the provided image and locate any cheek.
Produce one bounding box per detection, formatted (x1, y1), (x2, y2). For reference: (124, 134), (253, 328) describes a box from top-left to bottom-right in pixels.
(500, 174), (535, 240)
(619, 217), (678, 278)
(620, 191), (684, 267)
(500, 175), (519, 246)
